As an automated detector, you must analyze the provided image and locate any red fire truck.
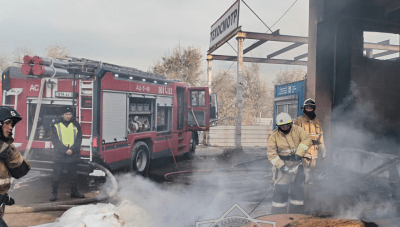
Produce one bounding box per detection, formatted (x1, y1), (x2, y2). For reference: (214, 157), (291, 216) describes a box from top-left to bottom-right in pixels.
(2, 57), (217, 175)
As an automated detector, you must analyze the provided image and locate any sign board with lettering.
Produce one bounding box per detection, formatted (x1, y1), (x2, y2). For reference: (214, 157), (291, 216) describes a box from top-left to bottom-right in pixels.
(209, 1), (240, 48)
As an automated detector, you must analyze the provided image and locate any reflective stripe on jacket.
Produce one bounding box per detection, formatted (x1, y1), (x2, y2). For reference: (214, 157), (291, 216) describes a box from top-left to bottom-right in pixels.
(55, 122), (77, 148)
(267, 125), (312, 169)
(294, 114), (325, 158)
(0, 139), (30, 194)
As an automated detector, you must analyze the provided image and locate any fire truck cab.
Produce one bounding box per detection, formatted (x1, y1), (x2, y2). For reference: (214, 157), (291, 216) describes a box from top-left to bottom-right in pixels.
(2, 60), (217, 175)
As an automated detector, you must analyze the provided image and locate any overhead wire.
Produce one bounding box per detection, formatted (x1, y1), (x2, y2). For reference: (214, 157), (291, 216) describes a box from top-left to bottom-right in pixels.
(271, 0), (299, 29)
(227, 42), (238, 53)
(243, 0), (300, 72)
(221, 0), (300, 73)
(241, 0), (273, 33)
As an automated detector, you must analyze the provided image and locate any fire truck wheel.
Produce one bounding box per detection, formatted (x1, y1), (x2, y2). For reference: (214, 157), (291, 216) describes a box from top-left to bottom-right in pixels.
(130, 141), (150, 176)
(185, 134), (196, 160)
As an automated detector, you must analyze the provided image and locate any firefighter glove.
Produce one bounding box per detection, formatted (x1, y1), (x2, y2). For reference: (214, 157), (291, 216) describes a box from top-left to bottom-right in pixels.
(319, 144), (327, 159)
(292, 154), (302, 162)
(280, 165), (295, 174)
(4, 194), (14, 206)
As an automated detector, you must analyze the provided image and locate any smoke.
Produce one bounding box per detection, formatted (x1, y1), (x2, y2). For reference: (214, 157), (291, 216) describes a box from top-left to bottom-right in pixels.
(312, 81), (400, 221)
(331, 81), (398, 154)
(112, 154), (269, 227)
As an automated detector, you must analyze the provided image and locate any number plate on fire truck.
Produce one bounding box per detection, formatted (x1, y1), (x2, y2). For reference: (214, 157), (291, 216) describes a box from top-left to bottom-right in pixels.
(55, 91), (73, 98)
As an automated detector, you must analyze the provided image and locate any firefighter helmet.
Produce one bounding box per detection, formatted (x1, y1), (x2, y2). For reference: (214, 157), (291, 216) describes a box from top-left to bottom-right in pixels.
(276, 112), (293, 126)
(0, 106), (22, 127)
(303, 98), (316, 109)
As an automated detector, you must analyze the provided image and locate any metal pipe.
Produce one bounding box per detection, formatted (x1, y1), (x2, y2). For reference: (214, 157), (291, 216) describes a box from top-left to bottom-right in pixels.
(207, 55), (213, 93)
(23, 55), (33, 64)
(20, 64), (32, 75)
(32, 65), (70, 77)
(32, 56), (70, 68)
(235, 34), (244, 149)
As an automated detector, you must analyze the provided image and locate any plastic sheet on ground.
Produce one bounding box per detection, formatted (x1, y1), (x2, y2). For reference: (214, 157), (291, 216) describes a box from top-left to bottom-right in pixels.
(31, 200), (151, 227)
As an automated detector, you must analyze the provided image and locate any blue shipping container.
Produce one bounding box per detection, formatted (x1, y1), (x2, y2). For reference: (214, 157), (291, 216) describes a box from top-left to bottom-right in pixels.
(272, 79), (307, 129)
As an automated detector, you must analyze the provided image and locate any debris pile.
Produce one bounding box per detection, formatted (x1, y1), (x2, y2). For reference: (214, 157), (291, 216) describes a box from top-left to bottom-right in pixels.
(34, 200), (150, 227)
(284, 217), (377, 227)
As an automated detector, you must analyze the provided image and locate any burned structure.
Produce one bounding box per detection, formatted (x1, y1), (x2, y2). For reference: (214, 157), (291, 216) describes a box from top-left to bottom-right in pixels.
(308, 0), (400, 147)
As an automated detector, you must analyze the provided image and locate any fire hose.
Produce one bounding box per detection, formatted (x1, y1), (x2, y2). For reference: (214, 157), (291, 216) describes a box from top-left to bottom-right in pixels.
(23, 78), (46, 161)
(6, 162), (118, 214)
(7, 78), (119, 213)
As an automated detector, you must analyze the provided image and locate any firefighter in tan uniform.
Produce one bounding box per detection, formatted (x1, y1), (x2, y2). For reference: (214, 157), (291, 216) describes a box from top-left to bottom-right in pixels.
(0, 107), (30, 227)
(267, 113), (312, 214)
(294, 98), (326, 184)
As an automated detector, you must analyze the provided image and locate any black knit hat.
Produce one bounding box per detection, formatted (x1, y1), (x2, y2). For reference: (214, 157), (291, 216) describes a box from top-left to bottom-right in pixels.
(62, 106), (73, 114)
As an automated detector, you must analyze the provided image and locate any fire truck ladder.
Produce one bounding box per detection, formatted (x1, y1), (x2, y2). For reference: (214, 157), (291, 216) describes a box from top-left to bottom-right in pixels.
(79, 80), (93, 162)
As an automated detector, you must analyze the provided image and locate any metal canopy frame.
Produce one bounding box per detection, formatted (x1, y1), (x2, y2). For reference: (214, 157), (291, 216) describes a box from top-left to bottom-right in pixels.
(206, 29), (400, 148)
(208, 30), (400, 66)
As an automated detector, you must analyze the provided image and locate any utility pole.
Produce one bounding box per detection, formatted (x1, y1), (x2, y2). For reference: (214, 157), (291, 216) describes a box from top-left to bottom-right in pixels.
(236, 32), (245, 149)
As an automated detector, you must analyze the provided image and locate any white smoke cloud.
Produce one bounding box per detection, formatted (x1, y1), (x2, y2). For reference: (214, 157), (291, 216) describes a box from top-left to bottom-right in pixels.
(312, 81), (400, 221)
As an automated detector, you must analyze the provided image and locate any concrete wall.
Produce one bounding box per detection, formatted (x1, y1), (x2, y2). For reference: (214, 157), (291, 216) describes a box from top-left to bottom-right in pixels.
(208, 125), (272, 147)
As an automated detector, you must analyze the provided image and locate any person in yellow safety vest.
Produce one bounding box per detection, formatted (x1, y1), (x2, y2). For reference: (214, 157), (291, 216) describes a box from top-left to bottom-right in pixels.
(267, 112), (312, 214)
(0, 106), (30, 226)
(49, 106), (84, 201)
(294, 98), (326, 184)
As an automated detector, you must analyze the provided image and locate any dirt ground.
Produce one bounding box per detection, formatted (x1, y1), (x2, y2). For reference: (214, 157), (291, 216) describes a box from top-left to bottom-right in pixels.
(5, 146), (249, 227)
(3, 146), (400, 227)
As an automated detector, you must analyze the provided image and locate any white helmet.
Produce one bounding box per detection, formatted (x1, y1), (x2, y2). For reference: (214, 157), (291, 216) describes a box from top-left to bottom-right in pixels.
(276, 112), (293, 126)
(303, 98), (316, 109)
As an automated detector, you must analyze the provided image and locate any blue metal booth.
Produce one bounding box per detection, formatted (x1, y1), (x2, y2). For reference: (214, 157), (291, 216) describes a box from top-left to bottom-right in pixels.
(272, 79), (306, 130)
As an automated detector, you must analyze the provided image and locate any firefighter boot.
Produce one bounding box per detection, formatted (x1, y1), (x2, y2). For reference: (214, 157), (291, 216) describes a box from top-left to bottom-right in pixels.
(70, 186), (85, 198)
(289, 204), (304, 214)
(49, 182), (58, 202)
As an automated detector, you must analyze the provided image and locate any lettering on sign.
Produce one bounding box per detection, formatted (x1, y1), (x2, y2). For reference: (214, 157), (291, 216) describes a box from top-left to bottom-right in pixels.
(209, 1), (240, 48)
(30, 85), (39, 91)
(158, 86), (172, 95)
(55, 91), (73, 98)
(136, 85), (150, 92)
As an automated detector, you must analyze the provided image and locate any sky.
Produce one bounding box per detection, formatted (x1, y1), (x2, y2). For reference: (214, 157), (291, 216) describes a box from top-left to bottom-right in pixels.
(1, 0), (310, 82)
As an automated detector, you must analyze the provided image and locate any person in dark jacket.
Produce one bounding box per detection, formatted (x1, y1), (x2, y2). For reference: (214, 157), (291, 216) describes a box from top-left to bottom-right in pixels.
(0, 106), (30, 226)
(49, 106), (84, 201)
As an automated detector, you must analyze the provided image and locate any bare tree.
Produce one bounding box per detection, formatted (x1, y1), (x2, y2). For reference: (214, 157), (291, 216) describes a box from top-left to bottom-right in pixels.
(273, 68), (306, 85)
(45, 45), (70, 59)
(152, 44), (203, 86)
(241, 63), (271, 124)
(211, 63), (272, 125)
(12, 46), (33, 65)
(211, 69), (237, 125)
(0, 54), (11, 74)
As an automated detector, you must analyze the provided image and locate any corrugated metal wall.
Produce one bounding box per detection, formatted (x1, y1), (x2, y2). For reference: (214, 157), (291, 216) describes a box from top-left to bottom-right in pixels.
(208, 125), (272, 147)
